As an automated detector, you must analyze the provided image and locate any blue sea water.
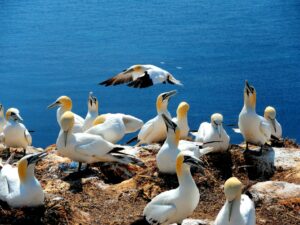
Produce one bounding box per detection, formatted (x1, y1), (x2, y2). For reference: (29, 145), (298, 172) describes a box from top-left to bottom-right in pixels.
(0, 0), (299, 148)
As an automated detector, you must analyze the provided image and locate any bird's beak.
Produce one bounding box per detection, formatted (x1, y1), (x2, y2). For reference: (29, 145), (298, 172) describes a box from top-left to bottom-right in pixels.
(245, 80), (253, 96)
(228, 200), (234, 222)
(12, 112), (23, 122)
(47, 101), (60, 109)
(162, 114), (177, 132)
(162, 90), (177, 101)
(88, 92), (97, 106)
(64, 131), (68, 147)
(270, 118), (276, 132)
(183, 155), (205, 175)
(28, 152), (48, 165)
(217, 124), (222, 138)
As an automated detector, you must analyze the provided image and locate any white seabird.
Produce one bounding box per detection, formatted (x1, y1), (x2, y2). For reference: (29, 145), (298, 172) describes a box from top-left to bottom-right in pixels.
(0, 152), (47, 208)
(56, 111), (144, 171)
(135, 90), (177, 145)
(143, 151), (203, 225)
(99, 64), (182, 88)
(172, 101), (190, 139)
(82, 92), (99, 131)
(193, 113), (230, 152)
(264, 106), (282, 139)
(238, 81), (271, 152)
(214, 177), (256, 225)
(2, 108), (32, 154)
(0, 103), (6, 133)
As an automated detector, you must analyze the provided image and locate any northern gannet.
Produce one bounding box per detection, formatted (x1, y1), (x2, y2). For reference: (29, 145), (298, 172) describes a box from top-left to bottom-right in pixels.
(264, 106), (282, 139)
(0, 103), (6, 133)
(0, 152), (47, 208)
(136, 90), (177, 145)
(193, 113), (230, 152)
(56, 111), (144, 171)
(143, 151), (203, 224)
(48, 95), (84, 133)
(215, 177), (256, 225)
(2, 108), (32, 154)
(156, 114), (181, 174)
(82, 92), (99, 131)
(178, 140), (214, 159)
(172, 102), (190, 139)
(99, 64), (182, 88)
(238, 81), (271, 152)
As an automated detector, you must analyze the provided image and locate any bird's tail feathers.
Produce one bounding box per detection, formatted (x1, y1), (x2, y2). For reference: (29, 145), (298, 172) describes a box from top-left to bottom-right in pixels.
(111, 152), (145, 167)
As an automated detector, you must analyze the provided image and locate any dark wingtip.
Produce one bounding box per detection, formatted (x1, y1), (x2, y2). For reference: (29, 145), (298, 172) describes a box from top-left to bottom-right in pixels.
(126, 136), (138, 144)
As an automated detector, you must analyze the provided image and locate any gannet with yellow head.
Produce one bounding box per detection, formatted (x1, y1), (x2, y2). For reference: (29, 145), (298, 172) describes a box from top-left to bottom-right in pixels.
(56, 111), (144, 171)
(264, 106), (282, 139)
(136, 90), (177, 145)
(0, 152), (47, 207)
(2, 108), (32, 153)
(172, 101), (190, 139)
(0, 103), (6, 133)
(100, 64), (182, 88)
(48, 95), (84, 133)
(82, 92), (99, 131)
(215, 177), (255, 225)
(143, 151), (203, 224)
(193, 113), (230, 152)
(238, 81), (271, 152)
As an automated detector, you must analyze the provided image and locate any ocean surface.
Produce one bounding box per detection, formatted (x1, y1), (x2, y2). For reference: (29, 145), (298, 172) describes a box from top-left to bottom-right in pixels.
(0, 0), (299, 148)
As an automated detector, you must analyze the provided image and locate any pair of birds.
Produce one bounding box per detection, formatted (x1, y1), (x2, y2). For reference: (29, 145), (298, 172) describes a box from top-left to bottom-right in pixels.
(238, 81), (282, 153)
(143, 150), (255, 225)
(0, 105), (32, 154)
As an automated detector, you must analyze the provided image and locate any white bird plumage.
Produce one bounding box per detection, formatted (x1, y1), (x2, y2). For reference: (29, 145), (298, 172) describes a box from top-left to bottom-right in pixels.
(82, 92), (99, 131)
(136, 90), (177, 146)
(0, 152), (47, 208)
(2, 108), (32, 152)
(193, 113), (230, 152)
(238, 81), (271, 151)
(172, 101), (190, 139)
(143, 151), (203, 225)
(100, 64), (182, 88)
(264, 106), (282, 139)
(0, 103), (6, 133)
(215, 177), (256, 225)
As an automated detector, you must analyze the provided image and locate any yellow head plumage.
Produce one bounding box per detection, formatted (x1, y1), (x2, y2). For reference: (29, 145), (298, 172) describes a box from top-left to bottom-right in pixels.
(60, 111), (75, 132)
(18, 158), (28, 183)
(224, 177), (242, 201)
(93, 115), (106, 126)
(176, 152), (184, 177)
(177, 102), (190, 119)
(5, 108), (20, 120)
(264, 106), (276, 119)
(211, 113), (223, 125)
(57, 96), (72, 110)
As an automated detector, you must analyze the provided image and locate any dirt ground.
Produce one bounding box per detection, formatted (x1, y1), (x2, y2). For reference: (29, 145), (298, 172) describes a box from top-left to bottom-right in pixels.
(0, 139), (299, 225)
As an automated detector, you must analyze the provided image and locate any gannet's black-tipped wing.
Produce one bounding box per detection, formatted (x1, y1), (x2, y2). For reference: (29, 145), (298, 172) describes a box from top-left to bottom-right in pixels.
(99, 71), (134, 86)
(127, 71), (153, 88)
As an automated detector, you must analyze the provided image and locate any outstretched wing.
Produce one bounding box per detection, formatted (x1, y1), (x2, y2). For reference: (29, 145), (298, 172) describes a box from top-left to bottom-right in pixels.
(127, 71), (154, 88)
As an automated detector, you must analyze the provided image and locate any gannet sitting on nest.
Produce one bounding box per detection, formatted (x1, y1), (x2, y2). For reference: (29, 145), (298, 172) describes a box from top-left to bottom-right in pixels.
(215, 177), (255, 225)
(56, 111), (144, 172)
(99, 64), (182, 88)
(193, 113), (230, 152)
(143, 151), (203, 224)
(172, 102), (190, 139)
(0, 152), (47, 208)
(2, 108), (32, 155)
(238, 81), (271, 153)
(264, 106), (282, 139)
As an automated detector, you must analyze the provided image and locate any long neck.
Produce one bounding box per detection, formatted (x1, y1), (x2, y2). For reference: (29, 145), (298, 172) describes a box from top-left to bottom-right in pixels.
(177, 165), (196, 188)
(165, 130), (179, 147)
(19, 164), (36, 183)
(244, 93), (256, 111)
(156, 100), (168, 114)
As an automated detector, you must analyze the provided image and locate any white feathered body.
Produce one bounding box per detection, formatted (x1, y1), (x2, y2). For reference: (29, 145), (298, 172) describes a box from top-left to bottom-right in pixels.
(172, 117), (189, 139)
(82, 111), (98, 131)
(3, 121), (32, 148)
(57, 107), (84, 133)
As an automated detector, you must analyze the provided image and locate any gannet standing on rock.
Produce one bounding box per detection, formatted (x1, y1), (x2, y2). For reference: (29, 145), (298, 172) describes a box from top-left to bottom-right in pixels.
(0, 152), (47, 208)
(172, 102), (190, 139)
(143, 151), (203, 224)
(215, 177), (256, 225)
(193, 113), (230, 152)
(82, 92), (99, 131)
(99, 64), (182, 88)
(156, 114), (181, 174)
(48, 95), (84, 133)
(2, 108), (32, 155)
(56, 111), (144, 172)
(0, 103), (6, 133)
(238, 81), (271, 153)
(135, 90), (177, 146)
(264, 106), (282, 139)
